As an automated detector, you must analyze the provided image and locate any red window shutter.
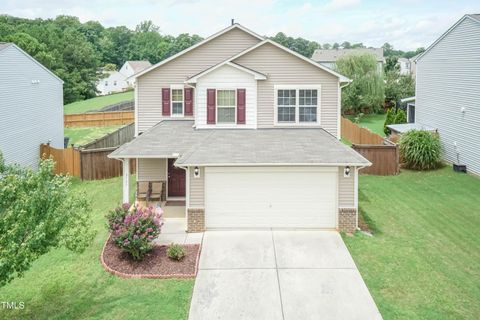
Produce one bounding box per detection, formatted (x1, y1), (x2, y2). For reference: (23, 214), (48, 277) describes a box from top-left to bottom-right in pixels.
(237, 89), (246, 124)
(184, 88), (193, 116)
(162, 88), (170, 116)
(207, 89), (216, 124)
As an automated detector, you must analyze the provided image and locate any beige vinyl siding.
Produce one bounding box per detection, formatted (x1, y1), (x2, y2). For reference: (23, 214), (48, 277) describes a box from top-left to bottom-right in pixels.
(137, 28), (262, 133)
(137, 158), (166, 181)
(338, 168), (355, 207)
(189, 166), (205, 208)
(233, 43), (339, 137)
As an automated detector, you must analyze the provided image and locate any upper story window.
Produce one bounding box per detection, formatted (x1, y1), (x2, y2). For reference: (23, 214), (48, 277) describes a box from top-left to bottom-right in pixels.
(171, 89), (184, 116)
(275, 86), (320, 125)
(217, 89), (236, 124)
(299, 89), (317, 122)
(277, 90), (296, 122)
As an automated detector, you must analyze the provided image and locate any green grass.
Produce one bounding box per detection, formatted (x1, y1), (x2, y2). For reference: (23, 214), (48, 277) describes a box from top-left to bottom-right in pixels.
(0, 176), (194, 320)
(64, 91), (134, 114)
(65, 125), (123, 146)
(347, 113), (386, 137)
(344, 168), (480, 319)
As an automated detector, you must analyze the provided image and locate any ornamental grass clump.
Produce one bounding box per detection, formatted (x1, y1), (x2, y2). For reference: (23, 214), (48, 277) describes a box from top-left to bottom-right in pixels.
(399, 130), (442, 170)
(167, 243), (186, 261)
(107, 204), (163, 260)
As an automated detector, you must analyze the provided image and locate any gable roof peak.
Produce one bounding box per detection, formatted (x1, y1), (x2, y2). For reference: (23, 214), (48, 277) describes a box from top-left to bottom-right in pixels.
(131, 23), (264, 79)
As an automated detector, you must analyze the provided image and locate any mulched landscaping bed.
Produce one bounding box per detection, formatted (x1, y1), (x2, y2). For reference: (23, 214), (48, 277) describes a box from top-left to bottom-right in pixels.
(101, 236), (200, 279)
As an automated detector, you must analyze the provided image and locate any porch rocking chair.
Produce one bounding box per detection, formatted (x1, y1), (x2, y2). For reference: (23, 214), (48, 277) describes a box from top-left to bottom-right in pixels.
(149, 181), (163, 202)
(136, 181), (150, 201)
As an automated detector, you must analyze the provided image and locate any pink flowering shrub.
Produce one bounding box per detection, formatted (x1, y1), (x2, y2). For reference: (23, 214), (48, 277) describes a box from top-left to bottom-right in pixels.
(107, 203), (163, 260)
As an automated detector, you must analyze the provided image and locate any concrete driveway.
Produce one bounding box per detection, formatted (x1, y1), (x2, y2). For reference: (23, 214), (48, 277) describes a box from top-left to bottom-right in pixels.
(189, 230), (382, 320)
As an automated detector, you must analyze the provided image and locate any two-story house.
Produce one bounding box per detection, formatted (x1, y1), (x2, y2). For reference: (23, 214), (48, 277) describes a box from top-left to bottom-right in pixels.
(0, 42), (64, 170)
(96, 60), (151, 95)
(109, 24), (371, 233)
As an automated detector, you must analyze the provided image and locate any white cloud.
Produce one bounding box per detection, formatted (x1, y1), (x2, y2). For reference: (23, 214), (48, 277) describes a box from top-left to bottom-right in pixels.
(323, 0), (361, 11)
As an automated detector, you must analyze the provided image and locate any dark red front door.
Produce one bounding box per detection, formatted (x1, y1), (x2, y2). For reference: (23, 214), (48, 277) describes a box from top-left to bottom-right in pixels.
(168, 159), (186, 197)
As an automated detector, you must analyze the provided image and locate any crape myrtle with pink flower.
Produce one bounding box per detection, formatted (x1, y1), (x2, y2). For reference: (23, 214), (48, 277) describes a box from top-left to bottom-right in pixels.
(107, 203), (164, 260)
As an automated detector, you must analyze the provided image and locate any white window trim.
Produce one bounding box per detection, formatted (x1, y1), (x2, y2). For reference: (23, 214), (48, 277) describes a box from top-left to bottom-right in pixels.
(215, 88), (237, 125)
(273, 85), (321, 126)
(170, 84), (184, 117)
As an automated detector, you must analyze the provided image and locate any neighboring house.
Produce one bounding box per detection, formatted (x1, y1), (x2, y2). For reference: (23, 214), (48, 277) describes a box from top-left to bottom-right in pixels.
(409, 53), (420, 79)
(0, 43), (63, 169)
(398, 57), (411, 75)
(96, 60), (151, 95)
(409, 14), (480, 175)
(311, 48), (385, 72)
(109, 24), (371, 233)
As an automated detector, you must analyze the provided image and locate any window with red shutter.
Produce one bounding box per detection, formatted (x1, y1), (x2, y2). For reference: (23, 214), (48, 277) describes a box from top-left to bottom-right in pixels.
(184, 88), (193, 116)
(237, 89), (246, 124)
(162, 88), (170, 116)
(207, 89), (216, 124)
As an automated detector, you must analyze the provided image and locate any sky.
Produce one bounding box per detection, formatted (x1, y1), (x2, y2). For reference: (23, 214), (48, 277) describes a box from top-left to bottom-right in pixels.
(1, 0), (479, 51)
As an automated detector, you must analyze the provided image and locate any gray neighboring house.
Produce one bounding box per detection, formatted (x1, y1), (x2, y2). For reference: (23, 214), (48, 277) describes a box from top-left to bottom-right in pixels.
(311, 48), (385, 71)
(413, 14), (480, 175)
(110, 24), (371, 234)
(0, 43), (64, 169)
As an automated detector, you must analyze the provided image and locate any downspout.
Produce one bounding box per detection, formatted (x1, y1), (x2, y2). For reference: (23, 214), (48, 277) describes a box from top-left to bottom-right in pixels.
(177, 165), (189, 232)
(354, 165), (368, 231)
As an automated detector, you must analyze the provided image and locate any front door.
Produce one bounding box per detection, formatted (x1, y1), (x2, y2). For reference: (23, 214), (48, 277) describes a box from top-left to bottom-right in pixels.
(168, 158), (186, 197)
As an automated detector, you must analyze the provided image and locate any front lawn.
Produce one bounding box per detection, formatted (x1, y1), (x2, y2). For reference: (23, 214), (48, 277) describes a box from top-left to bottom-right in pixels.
(347, 113), (386, 137)
(65, 125), (123, 146)
(0, 176), (194, 320)
(64, 91), (134, 114)
(344, 168), (480, 319)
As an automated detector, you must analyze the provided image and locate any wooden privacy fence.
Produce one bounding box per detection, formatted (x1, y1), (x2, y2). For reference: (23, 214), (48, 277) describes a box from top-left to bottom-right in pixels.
(64, 111), (134, 127)
(353, 141), (399, 176)
(40, 144), (135, 180)
(82, 123), (135, 150)
(341, 117), (384, 145)
(341, 117), (399, 175)
(40, 144), (81, 177)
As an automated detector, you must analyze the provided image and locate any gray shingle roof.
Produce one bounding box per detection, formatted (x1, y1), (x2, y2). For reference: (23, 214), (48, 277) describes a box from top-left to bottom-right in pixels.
(312, 48), (384, 63)
(126, 60), (152, 73)
(110, 120), (370, 166)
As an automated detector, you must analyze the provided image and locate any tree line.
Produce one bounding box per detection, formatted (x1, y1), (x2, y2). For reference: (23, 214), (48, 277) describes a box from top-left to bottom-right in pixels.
(0, 14), (422, 106)
(0, 15), (203, 103)
(270, 32), (425, 60)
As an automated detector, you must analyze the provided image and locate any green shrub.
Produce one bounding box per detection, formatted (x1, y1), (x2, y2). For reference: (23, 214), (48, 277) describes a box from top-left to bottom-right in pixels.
(394, 109), (407, 124)
(167, 243), (186, 261)
(384, 108), (395, 135)
(107, 204), (163, 260)
(399, 130), (441, 170)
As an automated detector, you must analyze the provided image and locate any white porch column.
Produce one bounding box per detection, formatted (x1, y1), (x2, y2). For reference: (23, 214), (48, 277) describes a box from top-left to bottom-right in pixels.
(122, 158), (130, 204)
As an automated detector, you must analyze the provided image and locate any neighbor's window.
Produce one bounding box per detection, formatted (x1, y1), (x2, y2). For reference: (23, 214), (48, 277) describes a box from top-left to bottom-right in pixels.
(105, 81), (108, 86)
(299, 89), (317, 122)
(114, 80), (117, 86)
(171, 89), (184, 116)
(277, 89), (296, 122)
(217, 90), (236, 123)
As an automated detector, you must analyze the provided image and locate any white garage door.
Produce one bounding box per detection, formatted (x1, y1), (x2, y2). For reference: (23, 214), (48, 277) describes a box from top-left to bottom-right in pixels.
(205, 167), (338, 229)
